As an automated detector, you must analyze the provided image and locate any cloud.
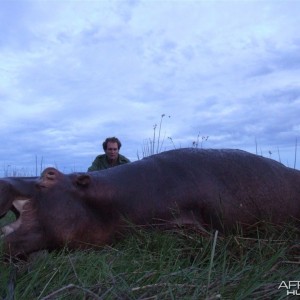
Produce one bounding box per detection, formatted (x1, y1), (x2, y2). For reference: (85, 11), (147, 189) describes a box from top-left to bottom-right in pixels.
(0, 0), (300, 176)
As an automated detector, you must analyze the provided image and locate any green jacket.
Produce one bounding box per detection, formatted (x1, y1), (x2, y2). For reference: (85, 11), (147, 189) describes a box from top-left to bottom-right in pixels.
(87, 154), (130, 171)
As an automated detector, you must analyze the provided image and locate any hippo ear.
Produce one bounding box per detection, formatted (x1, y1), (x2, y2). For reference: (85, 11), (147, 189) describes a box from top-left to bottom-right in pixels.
(76, 174), (91, 187)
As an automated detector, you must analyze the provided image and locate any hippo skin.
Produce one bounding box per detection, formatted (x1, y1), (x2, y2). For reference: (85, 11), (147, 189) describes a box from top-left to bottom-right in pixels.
(1, 148), (300, 258)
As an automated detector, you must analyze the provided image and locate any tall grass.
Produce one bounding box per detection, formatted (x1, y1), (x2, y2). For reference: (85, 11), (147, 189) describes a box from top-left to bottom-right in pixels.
(138, 114), (171, 158)
(294, 137), (298, 169)
(1, 223), (299, 299)
(255, 136), (299, 169)
(137, 114), (209, 159)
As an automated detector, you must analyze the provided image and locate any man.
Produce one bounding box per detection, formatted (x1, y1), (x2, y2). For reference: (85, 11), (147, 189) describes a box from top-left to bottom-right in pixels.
(88, 137), (130, 171)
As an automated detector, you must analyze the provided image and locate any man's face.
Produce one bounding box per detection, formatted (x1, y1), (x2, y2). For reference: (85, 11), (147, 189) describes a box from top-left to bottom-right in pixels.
(105, 142), (119, 161)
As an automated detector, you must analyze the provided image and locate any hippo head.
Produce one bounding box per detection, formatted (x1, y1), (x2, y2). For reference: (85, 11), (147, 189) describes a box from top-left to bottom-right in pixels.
(0, 168), (113, 259)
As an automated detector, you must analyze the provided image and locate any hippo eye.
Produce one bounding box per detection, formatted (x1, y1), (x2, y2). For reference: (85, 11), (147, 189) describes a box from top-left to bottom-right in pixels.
(46, 172), (56, 180)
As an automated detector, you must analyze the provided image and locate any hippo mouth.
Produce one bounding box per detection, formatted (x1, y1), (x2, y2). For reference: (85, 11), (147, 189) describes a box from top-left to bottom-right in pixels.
(0, 199), (30, 238)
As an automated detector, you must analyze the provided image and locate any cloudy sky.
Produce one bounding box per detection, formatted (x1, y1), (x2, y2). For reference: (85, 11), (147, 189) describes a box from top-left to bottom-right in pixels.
(1, 0), (300, 176)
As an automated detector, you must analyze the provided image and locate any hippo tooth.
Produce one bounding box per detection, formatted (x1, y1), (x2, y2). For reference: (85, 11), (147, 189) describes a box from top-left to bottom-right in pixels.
(1, 225), (15, 236)
(1, 219), (22, 237)
(13, 199), (29, 213)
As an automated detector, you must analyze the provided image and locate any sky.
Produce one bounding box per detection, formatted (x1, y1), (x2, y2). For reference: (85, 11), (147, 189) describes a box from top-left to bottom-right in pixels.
(1, 0), (300, 176)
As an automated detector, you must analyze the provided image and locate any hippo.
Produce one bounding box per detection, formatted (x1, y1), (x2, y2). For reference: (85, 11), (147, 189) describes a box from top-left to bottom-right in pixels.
(1, 148), (300, 259)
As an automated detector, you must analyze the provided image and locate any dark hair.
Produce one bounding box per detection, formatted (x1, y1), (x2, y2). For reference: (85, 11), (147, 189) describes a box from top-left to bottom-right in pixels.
(102, 137), (122, 151)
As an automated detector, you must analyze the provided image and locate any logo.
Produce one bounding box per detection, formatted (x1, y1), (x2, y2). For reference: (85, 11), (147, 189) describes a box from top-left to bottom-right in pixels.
(278, 281), (300, 296)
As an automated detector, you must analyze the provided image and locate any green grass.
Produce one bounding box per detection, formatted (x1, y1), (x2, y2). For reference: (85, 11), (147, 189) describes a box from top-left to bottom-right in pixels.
(1, 216), (300, 299)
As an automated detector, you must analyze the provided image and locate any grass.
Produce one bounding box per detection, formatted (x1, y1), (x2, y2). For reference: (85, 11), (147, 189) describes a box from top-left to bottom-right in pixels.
(1, 214), (300, 299)
(1, 119), (299, 299)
